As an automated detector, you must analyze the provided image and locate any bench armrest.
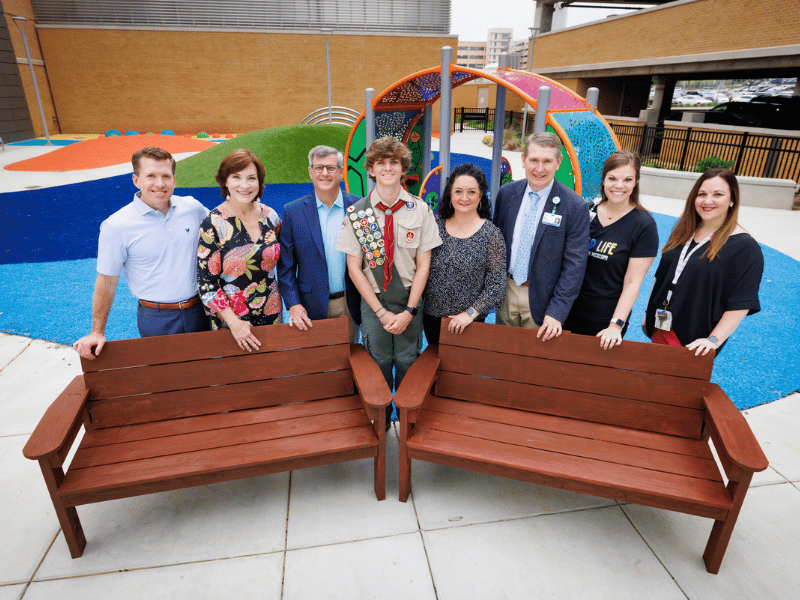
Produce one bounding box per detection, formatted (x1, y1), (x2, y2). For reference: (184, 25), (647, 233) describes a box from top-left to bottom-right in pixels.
(394, 346), (440, 412)
(350, 344), (393, 410)
(23, 375), (89, 465)
(703, 384), (768, 474)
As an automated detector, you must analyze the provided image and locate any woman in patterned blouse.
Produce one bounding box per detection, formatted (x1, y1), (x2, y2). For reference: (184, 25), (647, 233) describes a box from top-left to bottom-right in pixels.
(423, 163), (507, 345)
(197, 149), (282, 352)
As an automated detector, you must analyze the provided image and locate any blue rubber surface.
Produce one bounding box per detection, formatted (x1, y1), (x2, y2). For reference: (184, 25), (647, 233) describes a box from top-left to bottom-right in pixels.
(1, 173), (797, 410)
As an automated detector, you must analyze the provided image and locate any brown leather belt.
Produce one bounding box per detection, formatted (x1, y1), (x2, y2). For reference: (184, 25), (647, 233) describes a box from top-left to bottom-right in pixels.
(329, 291), (345, 300)
(138, 296), (200, 310)
(509, 275), (529, 287)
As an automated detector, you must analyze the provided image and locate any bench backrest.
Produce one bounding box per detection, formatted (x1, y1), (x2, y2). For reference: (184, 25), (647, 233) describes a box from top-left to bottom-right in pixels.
(80, 317), (353, 429)
(434, 321), (714, 440)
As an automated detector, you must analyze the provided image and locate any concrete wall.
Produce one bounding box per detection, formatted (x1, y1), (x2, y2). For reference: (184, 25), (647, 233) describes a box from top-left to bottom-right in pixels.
(34, 27), (455, 134)
(0, 4), (34, 143)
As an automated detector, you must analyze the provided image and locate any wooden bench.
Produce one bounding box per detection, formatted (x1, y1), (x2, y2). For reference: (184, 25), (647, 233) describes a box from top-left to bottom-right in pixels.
(395, 320), (768, 574)
(23, 317), (391, 558)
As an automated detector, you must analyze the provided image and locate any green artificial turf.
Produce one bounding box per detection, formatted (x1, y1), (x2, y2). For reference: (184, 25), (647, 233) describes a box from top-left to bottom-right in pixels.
(175, 124), (351, 187)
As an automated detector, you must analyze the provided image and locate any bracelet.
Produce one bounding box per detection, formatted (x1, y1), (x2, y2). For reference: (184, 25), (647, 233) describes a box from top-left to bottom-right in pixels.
(375, 308), (387, 318)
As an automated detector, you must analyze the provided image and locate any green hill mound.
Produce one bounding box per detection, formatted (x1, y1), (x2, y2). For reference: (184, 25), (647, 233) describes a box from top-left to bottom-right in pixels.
(175, 124), (351, 187)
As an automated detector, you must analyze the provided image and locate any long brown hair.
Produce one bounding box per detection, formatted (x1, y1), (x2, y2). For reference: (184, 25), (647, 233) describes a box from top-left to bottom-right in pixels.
(598, 150), (645, 211)
(662, 169), (740, 261)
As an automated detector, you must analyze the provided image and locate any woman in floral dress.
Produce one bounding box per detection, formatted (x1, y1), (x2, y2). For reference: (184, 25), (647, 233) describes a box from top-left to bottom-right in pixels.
(197, 149), (281, 351)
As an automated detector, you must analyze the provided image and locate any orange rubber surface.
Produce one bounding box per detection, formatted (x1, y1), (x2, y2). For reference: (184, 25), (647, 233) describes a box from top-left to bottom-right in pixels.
(5, 134), (215, 171)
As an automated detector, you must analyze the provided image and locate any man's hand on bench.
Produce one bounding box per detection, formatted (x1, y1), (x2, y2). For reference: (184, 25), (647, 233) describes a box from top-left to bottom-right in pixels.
(537, 315), (563, 341)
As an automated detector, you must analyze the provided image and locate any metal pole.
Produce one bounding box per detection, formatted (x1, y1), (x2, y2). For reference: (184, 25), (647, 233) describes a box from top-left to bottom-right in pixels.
(321, 28), (333, 124)
(533, 86), (551, 134)
(11, 17), (51, 145)
(365, 88), (375, 194)
(490, 53), (509, 205)
(521, 26), (539, 137)
(439, 46), (453, 198)
(586, 87), (599, 112)
(422, 104), (432, 181)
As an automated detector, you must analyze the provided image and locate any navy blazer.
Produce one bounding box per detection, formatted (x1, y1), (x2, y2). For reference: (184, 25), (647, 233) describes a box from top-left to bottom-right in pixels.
(277, 190), (361, 323)
(492, 178), (590, 325)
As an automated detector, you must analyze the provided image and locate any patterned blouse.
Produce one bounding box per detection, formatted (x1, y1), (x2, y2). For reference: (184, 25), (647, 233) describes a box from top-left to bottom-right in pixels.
(197, 203), (282, 329)
(424, 215), (507, 317)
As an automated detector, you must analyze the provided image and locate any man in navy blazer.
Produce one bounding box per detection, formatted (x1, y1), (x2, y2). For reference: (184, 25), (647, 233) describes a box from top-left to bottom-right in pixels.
(492, 132), (589, 340)
(278, 146), (360, 341)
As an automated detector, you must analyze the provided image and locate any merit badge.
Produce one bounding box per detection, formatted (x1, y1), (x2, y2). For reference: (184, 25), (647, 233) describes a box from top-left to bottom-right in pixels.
(367, 216), (375, 223)
(365, 208), (373, 216)
(377, 238), (385, 247)
(366, 252), (374, 260)
(357, 210), (366, 218)
(367, 234), (374, 242)
(370, 223), (378, 231)
(376, 257), (384, 265)
(362, 244), (370, 252)
(360, 219), (368, 226)
(352, 221), (360, 229)
(406, 231), (415, 243)
(349, 212), (358, 221)
(405, 201), (415, 210)
(373, 249), (381, 258)
(369, 260), (377, 268)
(370, 241), (378, 250)
(347, 205), (355, 213)
(359, 236), (367, 244)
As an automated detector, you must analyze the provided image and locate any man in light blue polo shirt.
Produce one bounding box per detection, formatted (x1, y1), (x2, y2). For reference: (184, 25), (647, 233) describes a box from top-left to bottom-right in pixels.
(73, 147), (209, 360)
(278, 146), (361, 342)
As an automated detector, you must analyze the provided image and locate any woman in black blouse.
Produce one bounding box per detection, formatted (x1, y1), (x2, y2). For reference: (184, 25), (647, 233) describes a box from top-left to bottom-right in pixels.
(423, 163), (506, 345)
(564, 151), (658, 349)
(644, 169), (763, 356)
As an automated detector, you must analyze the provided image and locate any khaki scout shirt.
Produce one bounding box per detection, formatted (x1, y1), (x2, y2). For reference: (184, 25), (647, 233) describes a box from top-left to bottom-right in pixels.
(336, 187), (442, 294)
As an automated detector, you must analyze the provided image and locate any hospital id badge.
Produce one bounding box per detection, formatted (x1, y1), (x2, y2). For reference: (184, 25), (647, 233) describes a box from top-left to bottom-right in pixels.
(542, 213), (562, 227)
(654, 308), (673, 331)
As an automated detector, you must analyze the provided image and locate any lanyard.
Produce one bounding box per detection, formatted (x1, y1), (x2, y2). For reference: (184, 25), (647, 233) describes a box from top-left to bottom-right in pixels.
(664, 232), (713, 308)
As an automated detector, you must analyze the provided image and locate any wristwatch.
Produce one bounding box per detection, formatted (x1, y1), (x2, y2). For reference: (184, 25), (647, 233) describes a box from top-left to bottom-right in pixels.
(708, 335), (720, 346)
(405, 305), (418, 316)
(610, 318), (625, 328)
(466, 307), (478, 319)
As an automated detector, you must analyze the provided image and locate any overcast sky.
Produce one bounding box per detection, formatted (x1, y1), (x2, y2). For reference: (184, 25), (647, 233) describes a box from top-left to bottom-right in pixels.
(450, 0), (651, 41)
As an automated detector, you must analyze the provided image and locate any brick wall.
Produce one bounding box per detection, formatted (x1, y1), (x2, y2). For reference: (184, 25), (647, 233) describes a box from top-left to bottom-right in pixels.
(35, 27), (455, 134)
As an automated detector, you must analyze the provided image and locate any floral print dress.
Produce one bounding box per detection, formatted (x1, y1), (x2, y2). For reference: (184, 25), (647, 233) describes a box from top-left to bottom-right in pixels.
(197, 203), (282, 329)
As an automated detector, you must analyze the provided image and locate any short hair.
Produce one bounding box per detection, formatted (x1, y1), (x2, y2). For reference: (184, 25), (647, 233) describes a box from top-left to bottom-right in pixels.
(523, 131), (562, 158)
(132, 147), (175, 175)
(437, 163), (492, 220)
(599, 150), (644, 210)
(308, 145), (343, 168)
(364, 136), (412, 182)
(214, 149), (266, 201)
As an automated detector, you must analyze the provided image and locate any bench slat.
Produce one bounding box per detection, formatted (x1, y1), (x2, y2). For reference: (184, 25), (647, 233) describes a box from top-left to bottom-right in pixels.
(425, 396), (713, 459)
(84, 343), (350, 400)
(71, 409), (370, 469)
(60, 426), (378, 506)
(438, 345), (708, 410)
(417, 409), (722, 482)
(87, 370), (355, 429)
(435, 370), (705, 439)
(83, 395), (363, 447)
(80, 319), (349, 372)
(406, 428), (732, 518)
(439, 321), (713, 380)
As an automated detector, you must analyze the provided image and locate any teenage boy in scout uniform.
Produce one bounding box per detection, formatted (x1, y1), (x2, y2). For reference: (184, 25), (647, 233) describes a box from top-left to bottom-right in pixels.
(336, 137), (441, 422)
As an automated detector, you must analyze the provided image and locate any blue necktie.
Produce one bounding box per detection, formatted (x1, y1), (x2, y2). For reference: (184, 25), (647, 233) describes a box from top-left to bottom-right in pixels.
(511, 191), (540, 285)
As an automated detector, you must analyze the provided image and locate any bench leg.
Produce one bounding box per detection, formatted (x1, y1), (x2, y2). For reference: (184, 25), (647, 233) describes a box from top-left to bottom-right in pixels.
(399, 417), (411, 503)
(703, 472), (753, 574)
(39, 460), (86, 558)
(374, 420), (386, 501)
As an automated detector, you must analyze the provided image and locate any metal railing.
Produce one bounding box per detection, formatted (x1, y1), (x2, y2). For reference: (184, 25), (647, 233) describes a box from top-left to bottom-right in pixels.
(454, 107), (537, 136)
(299, 106), (360, 127)
(611, 122), (800, 184)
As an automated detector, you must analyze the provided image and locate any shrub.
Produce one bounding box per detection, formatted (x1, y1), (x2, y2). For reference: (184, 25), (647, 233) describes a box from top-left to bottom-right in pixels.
(694, 156), (735, 172)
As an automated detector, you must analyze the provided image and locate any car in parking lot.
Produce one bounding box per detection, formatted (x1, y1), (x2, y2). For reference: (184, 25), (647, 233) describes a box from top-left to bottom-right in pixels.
(704, 96), (800, 130)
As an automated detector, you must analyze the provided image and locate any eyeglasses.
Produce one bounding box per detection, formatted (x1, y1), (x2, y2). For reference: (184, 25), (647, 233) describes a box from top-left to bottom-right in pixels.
(311, 165), (341, 174)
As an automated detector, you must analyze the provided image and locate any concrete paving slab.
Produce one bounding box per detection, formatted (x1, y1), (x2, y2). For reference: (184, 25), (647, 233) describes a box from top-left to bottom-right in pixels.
(287, 429), (419, 549)
(750, 466), (790, 487)
(36, 473), (289, 579)
(283, 532), (436, 600)
(423, 505), (686, 600)
(0, 584), (25, 600)
(0, 334), (31, 370)
(0, 436), (60, 586)
(0, 340), (81, 437)
(744, 393), (800, 481)
(25, 554), (283, 600)
(622, 483), (800, 598)
(410, 460), (615, 530)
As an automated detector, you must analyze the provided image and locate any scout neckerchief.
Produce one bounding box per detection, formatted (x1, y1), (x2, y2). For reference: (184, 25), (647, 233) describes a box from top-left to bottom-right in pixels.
(374, 195), (406, 291)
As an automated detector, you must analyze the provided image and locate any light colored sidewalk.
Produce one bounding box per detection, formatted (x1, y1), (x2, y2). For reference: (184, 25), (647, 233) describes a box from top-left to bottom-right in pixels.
(2, 131), (799, 599)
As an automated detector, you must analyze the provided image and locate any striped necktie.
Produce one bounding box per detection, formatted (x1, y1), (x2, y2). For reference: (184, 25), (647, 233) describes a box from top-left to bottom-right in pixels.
(511, 190), (540, 285)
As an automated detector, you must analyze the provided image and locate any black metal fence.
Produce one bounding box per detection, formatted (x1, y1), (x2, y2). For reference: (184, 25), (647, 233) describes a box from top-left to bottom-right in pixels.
(453, 107), (535, 135)
(611, 122), (800, 185)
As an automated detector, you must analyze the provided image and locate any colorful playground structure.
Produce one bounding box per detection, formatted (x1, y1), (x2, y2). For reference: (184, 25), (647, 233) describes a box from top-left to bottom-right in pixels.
(344, 47), (620, 208)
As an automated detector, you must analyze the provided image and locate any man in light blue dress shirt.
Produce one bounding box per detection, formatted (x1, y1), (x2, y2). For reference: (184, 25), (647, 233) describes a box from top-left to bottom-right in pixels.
(278, 146), (361, 342)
